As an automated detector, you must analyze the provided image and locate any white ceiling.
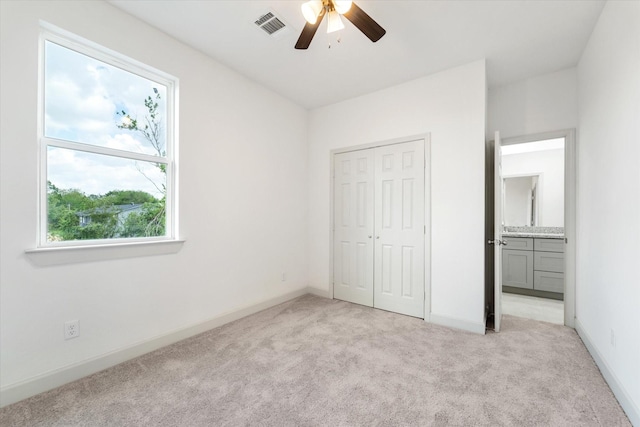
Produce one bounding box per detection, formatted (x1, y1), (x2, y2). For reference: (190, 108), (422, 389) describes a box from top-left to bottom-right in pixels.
(109, 0), (605, 109)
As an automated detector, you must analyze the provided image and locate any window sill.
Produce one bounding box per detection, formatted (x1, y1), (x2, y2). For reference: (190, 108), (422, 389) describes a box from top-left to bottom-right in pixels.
(25, 239), (185, 266)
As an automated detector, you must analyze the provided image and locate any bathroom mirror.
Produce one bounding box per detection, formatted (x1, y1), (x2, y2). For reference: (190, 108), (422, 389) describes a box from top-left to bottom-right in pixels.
(503, 175), (539, 226)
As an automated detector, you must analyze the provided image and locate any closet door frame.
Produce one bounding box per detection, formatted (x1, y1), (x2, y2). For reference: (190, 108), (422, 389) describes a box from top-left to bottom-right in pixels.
(329, 134), (431, 321)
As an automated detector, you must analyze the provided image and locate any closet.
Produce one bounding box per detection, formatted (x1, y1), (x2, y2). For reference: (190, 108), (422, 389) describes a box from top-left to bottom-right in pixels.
(333, 139), (425, 318)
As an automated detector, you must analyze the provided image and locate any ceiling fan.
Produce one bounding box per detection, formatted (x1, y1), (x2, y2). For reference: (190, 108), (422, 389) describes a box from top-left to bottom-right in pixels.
(295, 0), (386, 49)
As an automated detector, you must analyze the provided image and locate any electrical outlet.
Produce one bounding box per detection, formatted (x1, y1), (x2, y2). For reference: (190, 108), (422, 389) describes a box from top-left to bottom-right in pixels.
(64, 320), (80, 340)
(610, 329), (615, 348)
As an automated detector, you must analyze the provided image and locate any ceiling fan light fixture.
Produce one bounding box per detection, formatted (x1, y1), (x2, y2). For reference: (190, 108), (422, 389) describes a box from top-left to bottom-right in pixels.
(333, 0), (352, 14)
(326, 10), (345, 33)
(301, 0), (323, 24)
(295, 0), (385, 49)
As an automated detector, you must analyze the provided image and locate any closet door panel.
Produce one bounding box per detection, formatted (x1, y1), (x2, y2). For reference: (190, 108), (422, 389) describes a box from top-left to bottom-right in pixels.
(374, 141), (425, 318)
(333, 149), (375, 306)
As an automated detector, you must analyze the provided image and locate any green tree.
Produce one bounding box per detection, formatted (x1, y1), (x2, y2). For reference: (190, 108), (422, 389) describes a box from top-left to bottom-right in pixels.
(47, 181), (98, 240)
(103, 190), (157, 205)
(120, 200), (165, 238)
(73, 212), (119, 240)
(47, 181), (137, 241)
(116, 88), (167, 237)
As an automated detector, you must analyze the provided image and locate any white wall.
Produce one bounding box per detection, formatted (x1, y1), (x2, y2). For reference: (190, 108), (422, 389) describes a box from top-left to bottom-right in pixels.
(502, 148), (565, 226)
(0, 0), (308, 399)
(576, 1), (640, 424)
(488, 68), (578, 140)
(308, 60), (487, 332)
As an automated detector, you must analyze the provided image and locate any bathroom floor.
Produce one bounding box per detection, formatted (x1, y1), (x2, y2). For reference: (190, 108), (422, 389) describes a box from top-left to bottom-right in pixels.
(502, 292), (564, 325)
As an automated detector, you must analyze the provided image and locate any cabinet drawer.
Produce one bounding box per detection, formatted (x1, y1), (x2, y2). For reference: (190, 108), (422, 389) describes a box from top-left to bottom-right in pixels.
(502, 249), (534, 289)
(502, 237), (533, 251)
(534, 271), (564, 293)
(534, 251), (564, 273)
(534, 238), (564, 253)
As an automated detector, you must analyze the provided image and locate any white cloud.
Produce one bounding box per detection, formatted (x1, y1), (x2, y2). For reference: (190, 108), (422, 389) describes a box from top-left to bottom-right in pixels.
(44, 40), (167, 155)
(48, 147), (165, 198)
(104, 133), (149, 153)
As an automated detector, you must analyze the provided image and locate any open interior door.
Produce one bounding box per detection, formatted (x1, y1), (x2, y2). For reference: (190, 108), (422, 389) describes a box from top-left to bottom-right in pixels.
(493, 131), (504, 332)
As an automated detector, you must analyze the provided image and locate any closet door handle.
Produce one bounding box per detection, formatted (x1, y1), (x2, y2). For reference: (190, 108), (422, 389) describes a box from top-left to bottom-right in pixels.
(376, 236), (380, 239)
(368, 235), (372, 239)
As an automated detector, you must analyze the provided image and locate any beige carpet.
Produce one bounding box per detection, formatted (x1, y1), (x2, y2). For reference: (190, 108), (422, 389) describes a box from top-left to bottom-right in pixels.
(0, 295), (630, 426)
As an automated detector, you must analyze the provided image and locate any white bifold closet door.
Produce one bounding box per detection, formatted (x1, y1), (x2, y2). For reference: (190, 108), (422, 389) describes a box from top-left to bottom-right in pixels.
(333, 148), (375, 307)
(333, 140), (425, 318)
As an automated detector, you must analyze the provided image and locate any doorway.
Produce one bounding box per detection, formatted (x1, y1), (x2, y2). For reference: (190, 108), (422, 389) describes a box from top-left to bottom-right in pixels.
(487, 129), (576, 329)
(331, 138), (427, 318)
(502, 137), (565, 324)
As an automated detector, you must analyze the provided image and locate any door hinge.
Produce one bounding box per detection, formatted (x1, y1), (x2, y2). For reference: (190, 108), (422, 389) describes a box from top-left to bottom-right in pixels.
(424, 225), (426, 234)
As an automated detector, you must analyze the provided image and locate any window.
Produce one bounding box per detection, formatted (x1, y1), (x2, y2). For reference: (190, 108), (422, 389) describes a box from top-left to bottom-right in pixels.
(39, 27), (177, 247)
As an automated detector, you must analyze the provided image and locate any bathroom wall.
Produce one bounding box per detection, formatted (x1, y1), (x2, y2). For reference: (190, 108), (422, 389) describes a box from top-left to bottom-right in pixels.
(502, 148), (564, 226)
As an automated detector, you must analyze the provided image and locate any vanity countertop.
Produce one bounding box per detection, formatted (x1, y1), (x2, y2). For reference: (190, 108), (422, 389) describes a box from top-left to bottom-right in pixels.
(502, 226), (564, 240)
(502, 232), (564, 239)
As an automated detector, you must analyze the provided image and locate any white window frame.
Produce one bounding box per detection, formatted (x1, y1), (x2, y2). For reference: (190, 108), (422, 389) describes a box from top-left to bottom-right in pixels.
(37, 23), (179, 248)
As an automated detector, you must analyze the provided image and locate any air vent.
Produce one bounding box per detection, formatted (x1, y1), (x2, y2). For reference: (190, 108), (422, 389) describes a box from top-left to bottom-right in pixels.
(254, 11), (287, 36)
(255, 12), (275, 26)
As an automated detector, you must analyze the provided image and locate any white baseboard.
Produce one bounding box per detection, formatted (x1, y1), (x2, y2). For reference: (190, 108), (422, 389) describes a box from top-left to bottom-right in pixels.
(0, 287), (311, 408)
(429, 313), (486, 335)
(575, 319), (639, 426)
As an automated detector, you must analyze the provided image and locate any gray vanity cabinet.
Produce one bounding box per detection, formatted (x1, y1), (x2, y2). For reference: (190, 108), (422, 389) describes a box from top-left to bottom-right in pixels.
(533, 271), (564, 293)
(502, 236), (565, 298)
(533, 242), (564, 293)
(534, 238), (564, 253)
(502, 238), (534, 289)
(534, 251), (564, 273)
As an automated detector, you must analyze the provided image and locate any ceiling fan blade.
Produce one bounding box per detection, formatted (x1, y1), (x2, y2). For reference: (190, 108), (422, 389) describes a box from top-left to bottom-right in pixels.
(343, 2), (386, 42)
(295, 8), (326, 49)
